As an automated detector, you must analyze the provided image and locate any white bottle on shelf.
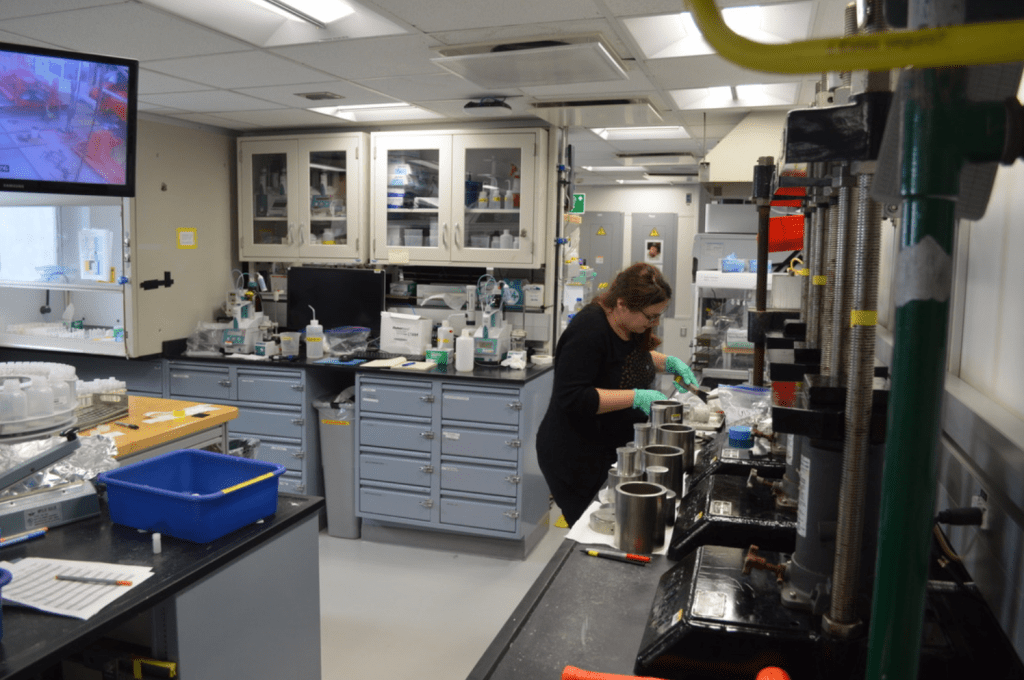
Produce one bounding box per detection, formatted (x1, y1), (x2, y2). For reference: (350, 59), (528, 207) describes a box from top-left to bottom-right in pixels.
(500, 229), (514, 249)
(455, 329), (474, 372)
(305, 306), (324, 359)
(0, 379), (27, 421)
(437, 319), (455, 350)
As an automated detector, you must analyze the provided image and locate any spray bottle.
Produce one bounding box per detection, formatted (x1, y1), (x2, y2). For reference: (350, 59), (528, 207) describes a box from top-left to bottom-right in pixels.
(305, 305), (324, 359)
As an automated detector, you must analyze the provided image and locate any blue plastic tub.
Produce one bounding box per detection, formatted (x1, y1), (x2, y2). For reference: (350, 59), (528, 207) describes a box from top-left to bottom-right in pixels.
(98, 449), (285, 543)
(0, 568), (10, 639)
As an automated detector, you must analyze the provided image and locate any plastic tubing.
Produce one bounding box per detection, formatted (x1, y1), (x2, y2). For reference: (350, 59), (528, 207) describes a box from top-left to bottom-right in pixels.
(685, 0), (1024, 74)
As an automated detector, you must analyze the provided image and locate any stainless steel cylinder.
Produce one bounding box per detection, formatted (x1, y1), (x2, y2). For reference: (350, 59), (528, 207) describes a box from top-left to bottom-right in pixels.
(614, 481), (665, 554)
(645, 465), (670, 487)
(663, 488), (677, 528)
(617, 446), (643, 477)
(650, 401), (684, 428)
(606, 467), (641, 500)
(633, 422), (653, 450)
(642, 444), (686, 497)
(655, 424), (696, 472)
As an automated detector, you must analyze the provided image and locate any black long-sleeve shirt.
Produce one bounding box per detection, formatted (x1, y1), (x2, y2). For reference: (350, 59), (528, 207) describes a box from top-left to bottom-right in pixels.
(535, 304), (656, 514)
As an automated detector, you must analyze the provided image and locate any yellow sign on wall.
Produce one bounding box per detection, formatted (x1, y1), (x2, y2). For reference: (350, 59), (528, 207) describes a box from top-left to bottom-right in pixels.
(176, 227), (197, 250)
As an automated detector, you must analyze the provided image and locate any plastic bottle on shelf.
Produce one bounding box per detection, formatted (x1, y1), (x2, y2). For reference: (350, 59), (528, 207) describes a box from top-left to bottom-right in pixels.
(500, 229), (514, 249)
(437, 319), (455, 350)
(25, 378), (54, 416)
(455, 329), (474, 372)
(504, 181), (514, 210)
(573, 297), (583, 313)
(305, 306), (324, 359)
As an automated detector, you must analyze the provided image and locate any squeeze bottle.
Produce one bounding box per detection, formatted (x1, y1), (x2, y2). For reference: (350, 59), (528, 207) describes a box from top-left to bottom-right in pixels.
(455, 329), (474, 372)
(500, 229), (514, 249)
(0, 379), (27, 420)
(305, 305), (324, 359)
(437, 319), (455, 350)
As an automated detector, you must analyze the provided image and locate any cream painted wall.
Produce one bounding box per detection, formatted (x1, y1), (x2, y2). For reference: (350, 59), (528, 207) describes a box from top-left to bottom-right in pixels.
(129, 118), (237, 355)
(569, 184), (699, 360)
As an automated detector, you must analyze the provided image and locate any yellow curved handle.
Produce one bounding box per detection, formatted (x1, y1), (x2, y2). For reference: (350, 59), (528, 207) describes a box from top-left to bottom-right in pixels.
(221, 472), (275, 494)
(686, 0), (1024, 74)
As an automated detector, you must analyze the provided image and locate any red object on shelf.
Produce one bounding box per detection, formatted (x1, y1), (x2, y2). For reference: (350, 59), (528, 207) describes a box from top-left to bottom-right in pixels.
(771, 186), (805, 208)
(772, 380), (800, 408)
(768, 214), (804, 253)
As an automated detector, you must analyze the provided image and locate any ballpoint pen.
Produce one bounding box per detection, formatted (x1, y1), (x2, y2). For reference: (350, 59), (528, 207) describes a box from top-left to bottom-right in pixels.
(55, 575), (133, 586)
(580, 549), (650, 565)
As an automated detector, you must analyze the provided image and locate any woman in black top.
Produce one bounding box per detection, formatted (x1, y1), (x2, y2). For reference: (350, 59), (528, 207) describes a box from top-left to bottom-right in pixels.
(536, 263), (698, 527)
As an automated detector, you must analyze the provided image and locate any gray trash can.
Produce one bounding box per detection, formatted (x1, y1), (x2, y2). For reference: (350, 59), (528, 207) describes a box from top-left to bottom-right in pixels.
(315, 387), (360, 539)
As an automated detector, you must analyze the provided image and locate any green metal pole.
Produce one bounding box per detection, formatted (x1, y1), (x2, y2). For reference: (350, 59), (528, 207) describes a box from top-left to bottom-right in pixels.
(865, 67), (1008, 680)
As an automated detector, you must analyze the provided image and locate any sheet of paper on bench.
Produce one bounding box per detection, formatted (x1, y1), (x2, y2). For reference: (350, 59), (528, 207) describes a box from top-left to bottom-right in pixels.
(0, 557), (154, 620)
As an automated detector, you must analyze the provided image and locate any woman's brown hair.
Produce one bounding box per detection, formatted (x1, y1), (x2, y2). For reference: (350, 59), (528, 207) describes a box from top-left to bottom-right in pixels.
(592, 262), (672, 349)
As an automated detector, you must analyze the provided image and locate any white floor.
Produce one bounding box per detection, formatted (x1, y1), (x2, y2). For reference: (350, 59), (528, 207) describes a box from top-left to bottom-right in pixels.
(318, 517), (569, 680)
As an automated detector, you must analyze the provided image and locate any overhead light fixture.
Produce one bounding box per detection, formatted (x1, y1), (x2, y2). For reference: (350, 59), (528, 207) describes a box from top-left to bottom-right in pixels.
(463, 97), (512, 116)
(433, 41), (627, 89)
(310, 103), (443, 122)
(581, 166), (646, 172)
(671, 83), (801, 110)
(254, 0), (354, 27)
(617, 153), (697, 166)
(591, 126), (690, 141)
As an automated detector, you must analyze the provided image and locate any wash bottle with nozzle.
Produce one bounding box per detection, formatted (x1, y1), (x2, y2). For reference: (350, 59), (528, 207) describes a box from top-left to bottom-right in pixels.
(305, 305), (324, 359)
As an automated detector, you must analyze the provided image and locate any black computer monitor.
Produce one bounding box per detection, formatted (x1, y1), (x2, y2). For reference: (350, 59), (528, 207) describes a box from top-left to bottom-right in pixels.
(286, 267), (386, 339)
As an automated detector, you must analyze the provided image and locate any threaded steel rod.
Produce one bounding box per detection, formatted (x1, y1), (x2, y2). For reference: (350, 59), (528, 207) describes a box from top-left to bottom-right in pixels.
(831, 180), (855, 380)
(820, 196), (839, 375)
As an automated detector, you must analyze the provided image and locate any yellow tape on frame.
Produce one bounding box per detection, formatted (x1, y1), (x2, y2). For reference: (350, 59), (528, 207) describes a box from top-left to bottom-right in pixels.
(850, 310), (878, 327)
(812, 275), (827, 286)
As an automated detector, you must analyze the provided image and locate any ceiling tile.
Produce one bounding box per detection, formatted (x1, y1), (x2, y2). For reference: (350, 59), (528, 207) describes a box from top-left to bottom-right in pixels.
(165, 113), (262, 130)
(272, 35), (447, 80)
(426, 19), (630, 57)
(140, 69), (214, 95)
(647, 55), (806, 91)
(235, 80), (389, 109)
(368, 0), (603, 33)
(0, 0), (122, 21)
(201, 109), (354, 128)
(145, 51), (336, 89)
(140, 91), (285, 113)
(522, 68), (654, 98)
(0, 4), (248, 61)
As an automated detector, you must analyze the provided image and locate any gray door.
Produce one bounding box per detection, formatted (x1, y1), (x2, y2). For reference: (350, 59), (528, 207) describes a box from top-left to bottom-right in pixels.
(631, 213), (678, 319)
(578, 211), (624, 293)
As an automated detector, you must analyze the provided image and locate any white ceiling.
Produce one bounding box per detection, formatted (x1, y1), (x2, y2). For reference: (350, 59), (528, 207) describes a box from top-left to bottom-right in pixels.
(0, 0), (852, 184)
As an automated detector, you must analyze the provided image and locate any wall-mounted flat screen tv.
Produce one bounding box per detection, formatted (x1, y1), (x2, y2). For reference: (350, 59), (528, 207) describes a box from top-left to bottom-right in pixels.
(0, 41), (138, 197)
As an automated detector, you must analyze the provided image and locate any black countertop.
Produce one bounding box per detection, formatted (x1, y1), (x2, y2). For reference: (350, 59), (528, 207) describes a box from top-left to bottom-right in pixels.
(0, 493), (324, 680)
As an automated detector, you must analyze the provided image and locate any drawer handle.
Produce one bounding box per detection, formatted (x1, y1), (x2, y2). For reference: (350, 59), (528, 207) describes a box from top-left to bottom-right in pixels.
(508, 402), (523, 410)
(419, 395), (435, 403)
(420, 465), (435, 474)
(291, 418), (305, 426)
(420, 431), (436, 440)
(218, 379), (232, 387)
(503, 510), (520, 519)
(296, 485), (306, 494)
(292, 451), (305, 459)
(290, 384), (304, 392)
(505, 475), (521, 485)
(505, 439), (522, 448)
(420, 499), (434, 509)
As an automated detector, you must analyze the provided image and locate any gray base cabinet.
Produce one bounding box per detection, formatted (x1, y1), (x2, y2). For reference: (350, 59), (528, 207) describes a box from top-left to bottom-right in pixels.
(167, 361), (323, 496)
(355, 371), (553, 540)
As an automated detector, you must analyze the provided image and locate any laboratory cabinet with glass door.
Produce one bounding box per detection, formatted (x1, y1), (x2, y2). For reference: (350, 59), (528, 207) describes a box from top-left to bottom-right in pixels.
(370, 129), (547, 267)
(238, 133), (369, 262)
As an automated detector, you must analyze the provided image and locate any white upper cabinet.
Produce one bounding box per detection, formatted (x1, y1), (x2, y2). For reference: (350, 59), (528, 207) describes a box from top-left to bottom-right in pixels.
(239, 133), (368, 263)
(370, 129), (547, 268)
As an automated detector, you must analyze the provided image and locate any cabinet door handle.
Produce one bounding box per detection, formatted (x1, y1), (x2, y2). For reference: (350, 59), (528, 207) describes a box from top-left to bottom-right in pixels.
(508, 402), (523, 410)
(420, 431), (436, 440)
(296, 485), (306, 494)
(503, 510), (520, 519)
(420, 465), (434, 474)
(218, 379), (232, 387)
(292, 451), (305, 459)
(505, 439), (522, 448)
(420, 499), (434, 509)
(290, 383), (304, 391)
(505, 475), (521, 485)
(288, 223), (296, 246)
(455, 222), (462, 249)
(291, 418), (305, 426)
(419, 395), (435, 403)
(442, 223), (448, 248)
(300, 225), (306, 246)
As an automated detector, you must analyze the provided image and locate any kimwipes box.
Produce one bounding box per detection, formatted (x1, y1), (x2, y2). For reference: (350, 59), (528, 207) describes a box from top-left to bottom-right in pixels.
(380, 312), (432, 355)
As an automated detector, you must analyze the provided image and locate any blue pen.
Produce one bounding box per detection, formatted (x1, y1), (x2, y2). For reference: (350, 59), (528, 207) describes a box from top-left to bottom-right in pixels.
(0, 527), (47, 547)
(401, 361), (416, 366)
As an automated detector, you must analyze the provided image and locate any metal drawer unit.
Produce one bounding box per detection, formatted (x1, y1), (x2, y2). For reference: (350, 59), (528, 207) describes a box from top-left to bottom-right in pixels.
(166, 362), (322, 497)
(355, 371), (554, 541)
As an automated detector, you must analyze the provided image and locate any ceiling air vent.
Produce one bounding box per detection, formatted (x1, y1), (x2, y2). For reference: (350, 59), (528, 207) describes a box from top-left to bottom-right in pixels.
(295, 91), (345, 101)
(530, 97), (662, 127)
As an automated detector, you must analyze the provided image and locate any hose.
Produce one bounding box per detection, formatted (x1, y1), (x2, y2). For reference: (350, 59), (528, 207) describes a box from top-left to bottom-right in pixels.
(685, 0), (1024, 74)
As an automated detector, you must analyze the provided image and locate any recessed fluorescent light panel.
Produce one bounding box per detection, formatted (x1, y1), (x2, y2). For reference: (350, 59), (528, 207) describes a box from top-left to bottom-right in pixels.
(140, 0), (405, 47)
(590, 126), (690, 141)
(671, 83), (801, 110)
(310, 103), (443, 122)
(581, 166), (647, 172)
(624, 2), (813, 59)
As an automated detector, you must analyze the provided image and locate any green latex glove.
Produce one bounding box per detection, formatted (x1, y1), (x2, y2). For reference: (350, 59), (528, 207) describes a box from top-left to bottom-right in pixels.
(633, 389), (668, 416)
(665, 355), (697, 387)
